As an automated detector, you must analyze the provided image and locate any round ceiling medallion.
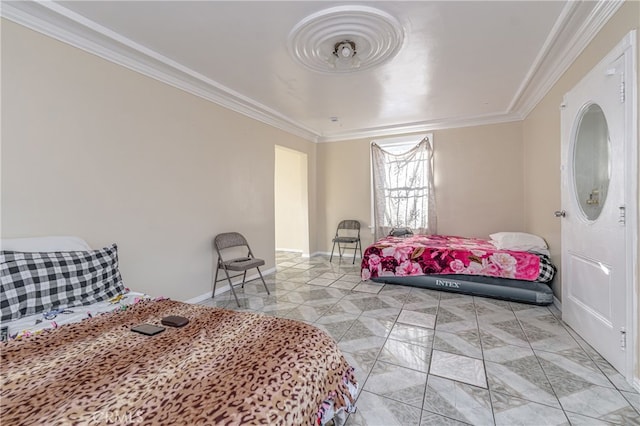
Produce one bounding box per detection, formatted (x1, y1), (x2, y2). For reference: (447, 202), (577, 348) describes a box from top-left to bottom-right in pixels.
(288, 5), (405, 73)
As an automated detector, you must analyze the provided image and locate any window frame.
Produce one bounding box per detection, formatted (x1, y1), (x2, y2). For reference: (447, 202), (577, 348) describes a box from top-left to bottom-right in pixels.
(369, 133), (433, 233)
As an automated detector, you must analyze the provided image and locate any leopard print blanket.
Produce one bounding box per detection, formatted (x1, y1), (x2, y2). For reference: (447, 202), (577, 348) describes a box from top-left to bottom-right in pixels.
(1, 300), (357, 425)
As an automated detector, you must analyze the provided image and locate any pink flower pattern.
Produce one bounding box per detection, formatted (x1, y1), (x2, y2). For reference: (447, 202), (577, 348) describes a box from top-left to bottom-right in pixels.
(361, 234), (544, 281)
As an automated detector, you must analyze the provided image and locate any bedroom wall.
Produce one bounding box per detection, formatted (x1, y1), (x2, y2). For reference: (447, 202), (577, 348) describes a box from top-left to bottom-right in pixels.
(316, 121), (525, 254)
(522, 0), (639, 380)
(0, 19), (317, 301)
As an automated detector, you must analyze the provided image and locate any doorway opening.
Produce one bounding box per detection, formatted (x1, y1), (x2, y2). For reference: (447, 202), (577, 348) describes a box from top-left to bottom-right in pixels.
(274, 145), (310, 256)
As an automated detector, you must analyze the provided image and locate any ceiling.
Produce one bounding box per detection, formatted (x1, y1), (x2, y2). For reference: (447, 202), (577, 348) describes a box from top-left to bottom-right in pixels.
(2, 1), (623, 142)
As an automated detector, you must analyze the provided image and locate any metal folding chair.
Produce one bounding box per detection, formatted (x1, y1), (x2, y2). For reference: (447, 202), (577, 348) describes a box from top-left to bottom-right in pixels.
(329, 220), (362, 264)
(212, 232), (270, 307)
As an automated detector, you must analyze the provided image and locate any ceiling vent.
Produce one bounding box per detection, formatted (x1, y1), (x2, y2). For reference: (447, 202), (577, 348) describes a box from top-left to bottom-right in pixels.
(288, 5), (405, 74)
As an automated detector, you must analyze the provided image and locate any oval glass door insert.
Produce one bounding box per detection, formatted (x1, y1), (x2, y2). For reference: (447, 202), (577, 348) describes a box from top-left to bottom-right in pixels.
(572, 103), (610, 221)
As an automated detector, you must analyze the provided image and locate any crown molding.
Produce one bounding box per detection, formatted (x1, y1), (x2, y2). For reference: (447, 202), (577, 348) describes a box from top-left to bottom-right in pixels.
(509, 0), (624, 118)
(1, 1), (621, 143)
(318, 112), (524, 143)
(0, 1), (320, 143)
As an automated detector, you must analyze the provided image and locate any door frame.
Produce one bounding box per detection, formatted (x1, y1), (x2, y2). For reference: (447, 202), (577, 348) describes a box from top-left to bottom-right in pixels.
(616, 30), (638, 388)
(561, 30), (637, 387)
(620, 30), (639, 389)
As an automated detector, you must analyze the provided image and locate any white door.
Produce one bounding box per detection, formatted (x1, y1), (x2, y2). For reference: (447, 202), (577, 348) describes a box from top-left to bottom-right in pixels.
(560, 43), (631, 375)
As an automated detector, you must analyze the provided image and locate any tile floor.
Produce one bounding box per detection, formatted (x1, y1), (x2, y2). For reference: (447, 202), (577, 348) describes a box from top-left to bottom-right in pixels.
(199, 251), (640, 426)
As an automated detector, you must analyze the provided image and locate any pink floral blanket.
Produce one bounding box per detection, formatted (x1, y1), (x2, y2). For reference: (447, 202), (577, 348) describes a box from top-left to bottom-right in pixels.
(361, 234), (550, 282)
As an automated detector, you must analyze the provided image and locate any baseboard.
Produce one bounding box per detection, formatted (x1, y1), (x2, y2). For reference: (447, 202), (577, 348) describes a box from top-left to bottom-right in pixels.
(311, 251), (362, 259)
(183, 266), (276, 304)
(553, 295), (562, 313)
(275, 248), (303, 253)
(275, 248), (310, 258)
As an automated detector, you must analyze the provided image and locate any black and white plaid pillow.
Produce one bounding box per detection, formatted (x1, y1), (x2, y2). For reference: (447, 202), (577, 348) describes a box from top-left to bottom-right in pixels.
(0, 244), (125, 322)
(536, 255), (556, 283)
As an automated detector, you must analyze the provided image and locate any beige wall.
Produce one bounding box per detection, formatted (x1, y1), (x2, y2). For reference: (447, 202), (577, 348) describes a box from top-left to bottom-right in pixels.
(0, 20), (317, 301)
(522, 1), (639, 379)
(317, 121), (525, 253)
(275, 145), (309, 254)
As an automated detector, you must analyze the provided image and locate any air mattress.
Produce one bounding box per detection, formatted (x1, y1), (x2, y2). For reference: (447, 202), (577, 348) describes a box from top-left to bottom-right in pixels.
(372, 274), (553, 305)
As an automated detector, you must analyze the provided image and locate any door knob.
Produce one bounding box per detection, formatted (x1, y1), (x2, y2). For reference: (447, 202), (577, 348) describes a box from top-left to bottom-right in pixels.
(554, 210), (566, 218)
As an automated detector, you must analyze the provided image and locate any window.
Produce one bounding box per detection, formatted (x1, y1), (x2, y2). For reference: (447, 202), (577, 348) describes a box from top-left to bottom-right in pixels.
(370, 134), (436, 240)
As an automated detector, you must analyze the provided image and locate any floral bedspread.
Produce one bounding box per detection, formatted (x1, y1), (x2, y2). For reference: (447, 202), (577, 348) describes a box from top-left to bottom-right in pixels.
(361, 234), (550, 282)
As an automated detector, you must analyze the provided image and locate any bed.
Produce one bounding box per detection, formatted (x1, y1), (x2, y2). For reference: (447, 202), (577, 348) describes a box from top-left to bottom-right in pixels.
(361, 233), (556, 305)
(0, 237), (357, 425)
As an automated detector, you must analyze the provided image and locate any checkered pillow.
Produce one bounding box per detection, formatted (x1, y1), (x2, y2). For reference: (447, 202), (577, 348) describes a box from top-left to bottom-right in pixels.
(0, 244), (125, 322)
(537, 255), (556, 283)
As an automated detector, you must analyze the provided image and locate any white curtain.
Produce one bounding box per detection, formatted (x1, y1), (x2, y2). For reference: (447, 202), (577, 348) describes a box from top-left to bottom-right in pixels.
(371, 138), (436, 240)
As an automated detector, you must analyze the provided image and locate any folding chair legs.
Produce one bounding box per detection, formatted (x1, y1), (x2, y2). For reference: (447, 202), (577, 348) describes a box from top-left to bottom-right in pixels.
(330, 241), (346, 263)
(212, 264), (220, 298)
(352, 240), (357, 264)
(350, 239), (362, 264)
(256, 268), (270, 295)
(222, 268), (241, 307)
(212, 260), (241, 307)
(212, 262), (269, 308)
(331, 240), (362, 264)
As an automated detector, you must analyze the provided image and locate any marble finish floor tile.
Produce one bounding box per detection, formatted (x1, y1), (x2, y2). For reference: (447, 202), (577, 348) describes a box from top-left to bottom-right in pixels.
(271, 280), (305, 291)
(274, 269), (303, 280)
(435, 302), (478, 333)
(556, 381), (639, 425)
(478, 318), (530, 350)
(430, 350), (487, 388)
(255, 300), (299, 316)
(491, 391), (568, 426)
(338, 294), (403, 318)
(203, 252), (640, 426)
(485, 350), (560, 408)
(352, 282), (384, 293)
(423, 375), (493, 425)
(345, 390), (422, 426)
(341, 349), (379, 384)
(401, 291), (441, 310)
(338, 273), (364, 283)
(290, 263), (316, 270)
(378, 339), (432, 373)
(473, 297), (513, 315)
(536, 348), (614, 389)
(318, 271), (345, 280)
(433, 329), (483, 359)
(621, 390), (640, 414)
(314, 312), (359, 341)
(515, 310), (581, 353)
(378, 284), (412, 295)
(420, 411), (472, 426)
(307, 277), (336, 286)
(388, 323), (435, 347)
(434, 321), (478, 340)
(397, 309), (436, 329)
(330, 280), (359, 290)
(349, 315), (397, 338)
(363, 361), (428, 408)
(283, 304), (331, 322)
(563, 412), (616, 425)
(338, 335), (387, 357)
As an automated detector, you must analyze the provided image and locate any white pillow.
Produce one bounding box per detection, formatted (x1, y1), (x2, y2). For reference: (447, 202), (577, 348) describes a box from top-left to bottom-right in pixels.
(1, 236), (91, 252)
(489, 232), (548, 252)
